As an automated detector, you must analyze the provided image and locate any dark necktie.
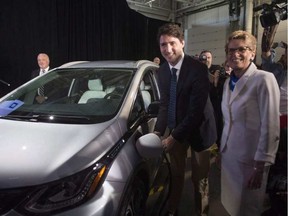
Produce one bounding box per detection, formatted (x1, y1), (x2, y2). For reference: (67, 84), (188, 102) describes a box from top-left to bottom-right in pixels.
(39, 85), (45, 96)
(168, 68), (177, 129)
(38, 70), (45, 96)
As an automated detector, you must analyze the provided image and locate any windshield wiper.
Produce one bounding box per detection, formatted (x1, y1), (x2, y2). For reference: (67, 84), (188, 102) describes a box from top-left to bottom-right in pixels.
(1, 114), (91, 123)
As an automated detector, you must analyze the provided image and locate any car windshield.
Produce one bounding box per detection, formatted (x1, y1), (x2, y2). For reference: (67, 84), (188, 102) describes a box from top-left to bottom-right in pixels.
(0, 68), (133, 124)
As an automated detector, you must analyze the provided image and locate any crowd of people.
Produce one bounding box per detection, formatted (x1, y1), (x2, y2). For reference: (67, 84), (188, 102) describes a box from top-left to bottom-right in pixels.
(153, 22), (286, 216)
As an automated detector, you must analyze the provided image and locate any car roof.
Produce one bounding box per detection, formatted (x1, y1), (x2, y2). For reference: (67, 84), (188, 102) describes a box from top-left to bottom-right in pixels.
(58, 60), (156, 69)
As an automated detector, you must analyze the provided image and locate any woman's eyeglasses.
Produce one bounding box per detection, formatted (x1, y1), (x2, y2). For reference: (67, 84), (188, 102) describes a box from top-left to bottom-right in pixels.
(227, 46), (252, 54)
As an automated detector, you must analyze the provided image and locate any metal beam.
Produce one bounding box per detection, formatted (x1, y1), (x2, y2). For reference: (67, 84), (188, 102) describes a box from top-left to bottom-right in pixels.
(127, 0), (173, 21)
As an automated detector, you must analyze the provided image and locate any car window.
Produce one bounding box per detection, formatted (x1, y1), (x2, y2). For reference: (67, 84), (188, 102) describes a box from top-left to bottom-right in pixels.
(128, 90), (145, 127)
(0, 68), (133, 123)
(140, 68), (160, 107)
(127, 68), (159, 129)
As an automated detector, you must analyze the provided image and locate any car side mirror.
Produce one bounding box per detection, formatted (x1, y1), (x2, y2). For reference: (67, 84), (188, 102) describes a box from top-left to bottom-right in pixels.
(147, 101), (160, 117)
(136, 133), (163, 158)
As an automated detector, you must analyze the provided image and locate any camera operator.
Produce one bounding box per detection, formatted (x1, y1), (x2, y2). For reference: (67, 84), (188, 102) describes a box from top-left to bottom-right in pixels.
(261, 23), (287, 216)
(199, 50), (227, 147)
(262, 24), (287, 86)
(199, 50), (228, 87)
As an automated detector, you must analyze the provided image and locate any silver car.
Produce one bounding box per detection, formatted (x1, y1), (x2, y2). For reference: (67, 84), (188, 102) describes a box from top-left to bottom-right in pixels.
(0, 60), (169, 216)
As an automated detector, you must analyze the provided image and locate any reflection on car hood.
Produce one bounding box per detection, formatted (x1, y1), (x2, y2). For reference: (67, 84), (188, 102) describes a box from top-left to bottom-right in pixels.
(0, 119), (121, 188)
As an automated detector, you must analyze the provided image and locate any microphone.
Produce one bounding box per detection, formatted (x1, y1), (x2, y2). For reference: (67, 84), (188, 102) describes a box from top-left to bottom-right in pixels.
(0, 79), (10, 86)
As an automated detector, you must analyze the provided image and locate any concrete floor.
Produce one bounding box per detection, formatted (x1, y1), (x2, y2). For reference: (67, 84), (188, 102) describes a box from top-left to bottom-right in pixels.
(177, 147), (275, 216)
(178, 147), (230, 216)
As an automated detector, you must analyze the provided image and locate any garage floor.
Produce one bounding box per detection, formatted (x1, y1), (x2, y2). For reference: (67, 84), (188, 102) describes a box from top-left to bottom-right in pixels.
(178, 147), (230, 216)
(178, 147), (273, 216)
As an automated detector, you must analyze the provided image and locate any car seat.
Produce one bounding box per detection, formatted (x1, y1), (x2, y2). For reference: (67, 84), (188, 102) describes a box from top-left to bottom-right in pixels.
(140, 81), (151, 111)
(78, 79), (106, 103)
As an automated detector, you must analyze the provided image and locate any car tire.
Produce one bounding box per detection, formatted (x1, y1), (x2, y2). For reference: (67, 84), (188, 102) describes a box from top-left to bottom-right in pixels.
(118, 176), (148, 216)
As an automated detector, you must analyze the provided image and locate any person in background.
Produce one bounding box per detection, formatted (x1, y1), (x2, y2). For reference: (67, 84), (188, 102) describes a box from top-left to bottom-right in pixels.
(220, 30), (280, 216)
(199, 50), (227, 148)
(31, 53), (50, 78)
(199, 51), (215, 72)
(153, 56), (161, 65)
(261, 23), (287, 216)
(31, 53), (51, 103)
(154, 23), (216, 216)
(153, 57), (161, 82)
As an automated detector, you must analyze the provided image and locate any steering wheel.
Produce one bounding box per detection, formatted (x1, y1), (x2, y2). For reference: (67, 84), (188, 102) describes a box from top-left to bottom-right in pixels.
(104, 92), (122, 99)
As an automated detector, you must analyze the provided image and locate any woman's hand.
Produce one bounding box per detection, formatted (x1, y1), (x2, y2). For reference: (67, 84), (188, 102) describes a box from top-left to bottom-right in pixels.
(247, 168), (264, 189)
(247, 161), (265, 190)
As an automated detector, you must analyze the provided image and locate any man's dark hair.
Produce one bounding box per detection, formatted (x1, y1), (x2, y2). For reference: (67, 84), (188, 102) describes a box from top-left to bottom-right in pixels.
(199, 50), (212, 62)
(200, 50), (212, 56)
(157, 23), (184, 43)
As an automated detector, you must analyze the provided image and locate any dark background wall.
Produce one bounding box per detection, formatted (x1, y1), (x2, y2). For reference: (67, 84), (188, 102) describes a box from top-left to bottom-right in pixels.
(0, 0), (166, 97)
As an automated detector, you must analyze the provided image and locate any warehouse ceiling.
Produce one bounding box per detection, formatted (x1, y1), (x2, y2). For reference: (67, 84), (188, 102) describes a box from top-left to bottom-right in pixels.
(126, 0), (229, 21)
(126, 0), (274, 21)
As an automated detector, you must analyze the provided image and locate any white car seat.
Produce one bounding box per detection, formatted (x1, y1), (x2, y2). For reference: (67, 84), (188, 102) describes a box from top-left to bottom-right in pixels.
(140, 81), (151, 111)
(78, 79), (106, 103)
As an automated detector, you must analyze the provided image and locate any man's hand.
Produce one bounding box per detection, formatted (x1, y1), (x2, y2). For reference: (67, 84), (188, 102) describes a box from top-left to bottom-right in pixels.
(35, 95), (46, 104)
(208, 71), (220, 87)
(162, 135), (176, 152)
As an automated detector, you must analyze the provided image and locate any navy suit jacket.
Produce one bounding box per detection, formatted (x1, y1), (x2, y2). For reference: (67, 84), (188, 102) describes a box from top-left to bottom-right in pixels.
(155, 54), (217, 151)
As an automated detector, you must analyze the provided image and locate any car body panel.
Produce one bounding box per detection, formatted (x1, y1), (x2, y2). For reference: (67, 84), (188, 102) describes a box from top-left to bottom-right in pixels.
(0, 60), (167, 216)
(0, 119), (120, 188)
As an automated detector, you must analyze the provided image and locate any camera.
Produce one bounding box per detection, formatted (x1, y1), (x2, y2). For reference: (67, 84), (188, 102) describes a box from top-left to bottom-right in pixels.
(210, 66), (227, 78)
(199, 54), (207, 62)
(212, 66), (227, 78)
(219, 67), (226, 78)
(254, 0), (287, 28)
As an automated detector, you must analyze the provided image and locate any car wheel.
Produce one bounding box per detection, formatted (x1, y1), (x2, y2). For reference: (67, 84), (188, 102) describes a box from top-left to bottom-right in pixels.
(119, 176), (148, 216)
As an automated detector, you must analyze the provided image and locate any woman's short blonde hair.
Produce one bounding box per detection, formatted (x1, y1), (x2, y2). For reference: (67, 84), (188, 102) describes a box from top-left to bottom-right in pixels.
(225, 30), (257, 54)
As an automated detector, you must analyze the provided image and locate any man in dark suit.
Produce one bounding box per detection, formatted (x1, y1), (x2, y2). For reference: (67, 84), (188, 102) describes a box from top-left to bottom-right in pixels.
(31, 53), (51, 103)
(154, 23), (216, 216)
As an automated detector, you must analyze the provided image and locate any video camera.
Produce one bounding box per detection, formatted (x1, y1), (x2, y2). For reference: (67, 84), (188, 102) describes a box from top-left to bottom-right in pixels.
(254, 0), (287, 28)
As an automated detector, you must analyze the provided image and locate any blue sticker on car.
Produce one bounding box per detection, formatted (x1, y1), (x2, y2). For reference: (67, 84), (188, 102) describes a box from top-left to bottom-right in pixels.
(0, 100), (24, 116)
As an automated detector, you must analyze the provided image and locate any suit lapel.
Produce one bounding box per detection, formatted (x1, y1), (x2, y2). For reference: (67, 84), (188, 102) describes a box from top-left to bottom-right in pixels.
(229, 63), (257, 105)
(163, 63), (171, 85)
(177, 56), (188, 96)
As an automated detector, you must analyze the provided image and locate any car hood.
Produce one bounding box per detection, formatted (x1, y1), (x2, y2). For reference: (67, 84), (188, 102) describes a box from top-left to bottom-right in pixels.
(0, 119), (122, 188)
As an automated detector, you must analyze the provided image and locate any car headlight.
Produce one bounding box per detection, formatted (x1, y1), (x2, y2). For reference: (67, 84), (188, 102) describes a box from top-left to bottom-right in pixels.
(18, 163), (107, 215)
